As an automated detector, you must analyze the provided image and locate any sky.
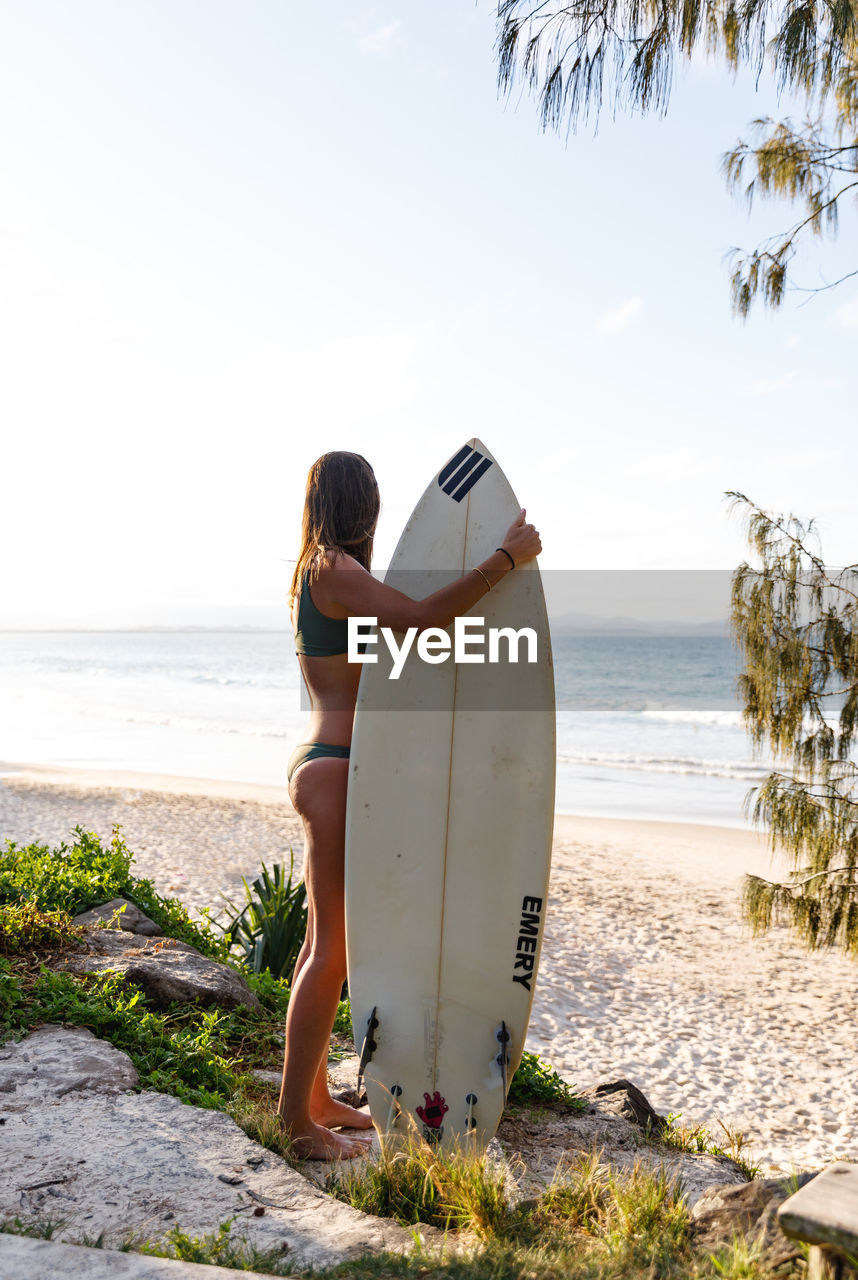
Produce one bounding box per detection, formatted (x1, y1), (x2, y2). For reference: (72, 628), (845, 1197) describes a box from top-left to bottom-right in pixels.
(2, 0), (856, 629)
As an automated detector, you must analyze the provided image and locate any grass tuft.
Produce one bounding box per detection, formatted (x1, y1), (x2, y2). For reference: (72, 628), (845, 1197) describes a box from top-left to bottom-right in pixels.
(662, 1113), (761, 1181)
(0, 1215), (67, 1240)
(136, 1218), (295, 1273)
(319, 1146), (748, 1280)
(326, 1136), (517, 1239)
(332, 996), (352, 1036)
(0, 901), (82, 956)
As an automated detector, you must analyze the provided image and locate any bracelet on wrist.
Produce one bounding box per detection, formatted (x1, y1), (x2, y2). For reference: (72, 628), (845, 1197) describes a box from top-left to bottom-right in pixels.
(472, 566), (492, 591)
(496, 546), (515, 570)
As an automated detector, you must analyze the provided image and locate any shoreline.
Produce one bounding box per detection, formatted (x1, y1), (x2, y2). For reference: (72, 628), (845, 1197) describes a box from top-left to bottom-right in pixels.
(0, 759), (759, 834)
(0, 762), (293, 807)
(1, 760), (855, 1176)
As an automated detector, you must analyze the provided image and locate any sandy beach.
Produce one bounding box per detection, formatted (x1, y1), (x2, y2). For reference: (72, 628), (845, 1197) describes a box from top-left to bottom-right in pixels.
(1, 762), (855, 1176)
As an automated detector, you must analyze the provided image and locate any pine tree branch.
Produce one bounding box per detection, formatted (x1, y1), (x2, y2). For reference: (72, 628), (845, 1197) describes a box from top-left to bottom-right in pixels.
(747, 867), (858, 891)
(758, 615), (858, 672)
(747, 768), (858, 819)
(727, 493), (858, 601)
(496, 4), (858, 312)
(780, 179), (858, 238)
(791, 266), (858, 293)
(731, 493), (858, 954)
(726, 492), (824, 569)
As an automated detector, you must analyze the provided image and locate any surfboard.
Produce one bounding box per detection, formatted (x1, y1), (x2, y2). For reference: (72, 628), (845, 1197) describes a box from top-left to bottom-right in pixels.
(344, 439), (555, 1150)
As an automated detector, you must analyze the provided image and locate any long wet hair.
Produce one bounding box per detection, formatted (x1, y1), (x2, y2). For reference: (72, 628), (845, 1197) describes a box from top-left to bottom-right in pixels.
(289, 452), (379, 603)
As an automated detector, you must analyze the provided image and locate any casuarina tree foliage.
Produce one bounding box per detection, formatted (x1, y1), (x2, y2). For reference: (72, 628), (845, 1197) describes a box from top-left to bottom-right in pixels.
(494, 1), (858, 315)
(729, 492), (858, 955)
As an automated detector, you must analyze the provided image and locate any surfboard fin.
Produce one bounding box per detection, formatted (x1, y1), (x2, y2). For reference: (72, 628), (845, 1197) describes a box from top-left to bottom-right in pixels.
(356, 1006), (379, 1097)
(465, 1092), (478, 1131)
(496, 1022), (511, 1098)
(386, 1083), (403, 1131)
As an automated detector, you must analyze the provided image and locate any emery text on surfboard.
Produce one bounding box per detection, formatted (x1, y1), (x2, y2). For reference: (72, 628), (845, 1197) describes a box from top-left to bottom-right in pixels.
(512, 895), (544, 991)
(347, 616), (539, 679)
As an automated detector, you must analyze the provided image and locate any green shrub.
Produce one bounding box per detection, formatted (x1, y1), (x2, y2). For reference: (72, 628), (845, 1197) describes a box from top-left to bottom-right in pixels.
(220, 856), (307, 981)
(0, 828), (225, 959)
(0, 902), (81, 956)
(244, 967), (292, 1022)
(507, 1050), (584, 1109)
(0, 826), (304, 1155)
(332, 995), (352, 1036)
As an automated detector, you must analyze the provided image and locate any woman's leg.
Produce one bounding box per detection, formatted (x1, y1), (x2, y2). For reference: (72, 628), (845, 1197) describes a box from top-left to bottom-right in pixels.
(288, 890), (367, 1128)
(277, 756), (372, 1158)
(288, 911), (366, 1129)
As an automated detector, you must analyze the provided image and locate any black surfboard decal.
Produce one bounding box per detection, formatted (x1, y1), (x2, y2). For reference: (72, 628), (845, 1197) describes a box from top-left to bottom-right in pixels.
(438, 445), (493, 503)
(438, 445), (472, 487)
(450, 456), (492, 501)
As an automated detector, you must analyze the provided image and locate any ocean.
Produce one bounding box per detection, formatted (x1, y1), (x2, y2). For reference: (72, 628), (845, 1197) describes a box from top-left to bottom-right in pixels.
(0, 630), (774, 828)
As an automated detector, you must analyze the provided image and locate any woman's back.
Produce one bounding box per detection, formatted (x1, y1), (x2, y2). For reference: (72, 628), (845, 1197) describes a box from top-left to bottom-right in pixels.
(292, 564), (362, 742)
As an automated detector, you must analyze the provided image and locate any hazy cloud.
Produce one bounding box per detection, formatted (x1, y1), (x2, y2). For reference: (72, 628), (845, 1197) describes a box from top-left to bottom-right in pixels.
(597, 296), (643, 336)
(627, 447), (712, 480)
(836, 296), (858, 328)
(748, 371), (798, 395)
(777, 448), (833, 470)
(359, 21), (400, 54)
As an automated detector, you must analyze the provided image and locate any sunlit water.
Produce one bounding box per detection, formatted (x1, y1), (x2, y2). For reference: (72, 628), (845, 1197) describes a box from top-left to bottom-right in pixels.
(0, 631), (777, 827)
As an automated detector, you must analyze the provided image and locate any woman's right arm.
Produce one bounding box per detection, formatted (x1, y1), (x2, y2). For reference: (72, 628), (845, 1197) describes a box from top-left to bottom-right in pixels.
(323, 511), (542, 632)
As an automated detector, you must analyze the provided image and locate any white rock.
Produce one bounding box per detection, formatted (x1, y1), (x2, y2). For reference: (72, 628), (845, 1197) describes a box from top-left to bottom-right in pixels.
(0, 1025), (139, 1110)
(0, 1029), (421, 1269)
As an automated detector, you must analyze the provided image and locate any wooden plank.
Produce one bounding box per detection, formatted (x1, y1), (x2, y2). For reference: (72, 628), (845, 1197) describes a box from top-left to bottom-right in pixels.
(778, 1163), (858, 1262)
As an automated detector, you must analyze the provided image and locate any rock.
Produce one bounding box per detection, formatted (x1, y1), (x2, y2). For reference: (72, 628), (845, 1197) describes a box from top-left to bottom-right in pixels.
(0, 1234), (289, 1280)
(332, 1083), (366, 1108)
(251, 1068), (282, 1089)
(0, 1025), (138, 1110)
(588, 1078), (666, 1135)
(73, 898), (164, 937)
(0, 1028), (427, 1269)
(60, 929), (260, 1011)
(692, 1173), (818, 1257)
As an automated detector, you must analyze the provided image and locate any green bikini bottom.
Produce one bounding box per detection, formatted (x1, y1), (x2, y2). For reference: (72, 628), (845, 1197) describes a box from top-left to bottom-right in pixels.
(287, 741), (351, 784)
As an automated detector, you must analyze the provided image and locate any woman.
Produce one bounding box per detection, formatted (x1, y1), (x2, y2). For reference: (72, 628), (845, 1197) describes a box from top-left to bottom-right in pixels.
(277, 450), (542, 1158)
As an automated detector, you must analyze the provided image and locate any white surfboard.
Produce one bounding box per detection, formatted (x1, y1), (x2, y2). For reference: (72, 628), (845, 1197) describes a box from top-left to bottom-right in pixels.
(344, 440), (555, 1150)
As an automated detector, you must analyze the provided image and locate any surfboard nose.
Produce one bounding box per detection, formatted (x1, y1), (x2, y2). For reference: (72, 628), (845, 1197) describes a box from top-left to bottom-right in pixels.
(437, 442), (495, 503)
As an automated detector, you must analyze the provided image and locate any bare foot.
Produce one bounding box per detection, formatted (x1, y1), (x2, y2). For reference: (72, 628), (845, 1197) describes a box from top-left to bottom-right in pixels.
(313, 1098), (374, 1131)
(286, 1118), (373, 1161)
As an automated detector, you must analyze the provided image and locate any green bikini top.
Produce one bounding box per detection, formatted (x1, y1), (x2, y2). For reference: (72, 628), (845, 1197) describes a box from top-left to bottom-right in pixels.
(294, 570), (351, 657)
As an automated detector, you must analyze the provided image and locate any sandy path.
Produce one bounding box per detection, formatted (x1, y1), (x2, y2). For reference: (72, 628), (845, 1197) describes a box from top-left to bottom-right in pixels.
(1, 766), (855, 1175)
